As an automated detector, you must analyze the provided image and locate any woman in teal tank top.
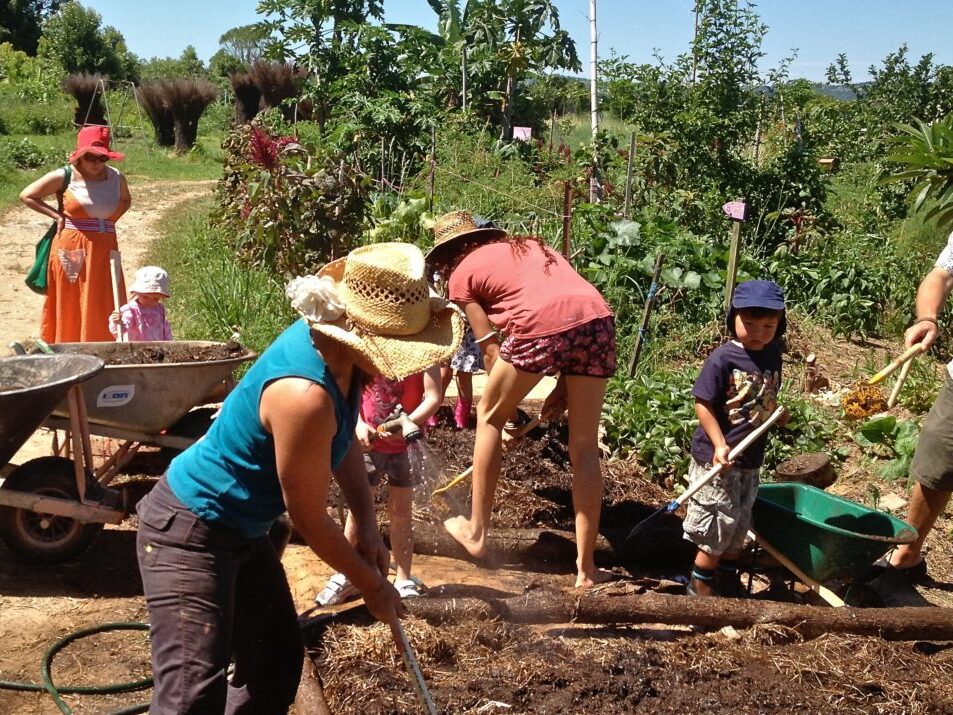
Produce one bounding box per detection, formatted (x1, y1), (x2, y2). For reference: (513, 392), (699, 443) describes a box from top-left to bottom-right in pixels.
(136, 243), (463, 714)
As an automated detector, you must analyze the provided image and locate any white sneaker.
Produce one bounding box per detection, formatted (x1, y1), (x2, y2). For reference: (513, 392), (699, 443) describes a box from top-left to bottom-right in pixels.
(315, 573), (359, 606)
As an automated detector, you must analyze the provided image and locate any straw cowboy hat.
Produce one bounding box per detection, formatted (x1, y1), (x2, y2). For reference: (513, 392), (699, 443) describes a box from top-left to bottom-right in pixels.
(425, 210), (507, 261)
(70, 125), (125, 163)
(287, 243), (463, 380)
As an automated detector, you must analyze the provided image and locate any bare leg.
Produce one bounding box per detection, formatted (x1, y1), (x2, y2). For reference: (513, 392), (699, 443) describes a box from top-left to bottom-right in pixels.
(565, 375), (612, 588)
(444, 359), (541, 557)
(440, 366), (453, 393)
(388, 485), (414, 582)
(889, 483), (951, 568)
(456, 371), (473, 401)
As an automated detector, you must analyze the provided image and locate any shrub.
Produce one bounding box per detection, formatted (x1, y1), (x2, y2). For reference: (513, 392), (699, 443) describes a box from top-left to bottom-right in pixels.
(139, 78), (219, 153)
(215, 123), (369, 277)
(229, 72), (261, 123)
(62, 73), (108, 126)
(0, 137), (66, 170)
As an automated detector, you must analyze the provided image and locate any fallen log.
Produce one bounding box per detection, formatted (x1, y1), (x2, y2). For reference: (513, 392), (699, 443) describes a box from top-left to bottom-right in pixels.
(399, 585), (953, 642)
(399, 521), (695, 569)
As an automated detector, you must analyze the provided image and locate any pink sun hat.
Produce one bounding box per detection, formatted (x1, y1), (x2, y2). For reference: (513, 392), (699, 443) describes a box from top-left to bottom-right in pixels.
(69, 125), (125, 163)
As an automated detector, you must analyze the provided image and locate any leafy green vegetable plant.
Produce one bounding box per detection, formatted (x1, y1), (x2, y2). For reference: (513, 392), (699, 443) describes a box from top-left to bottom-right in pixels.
(854, 414), (920, 481)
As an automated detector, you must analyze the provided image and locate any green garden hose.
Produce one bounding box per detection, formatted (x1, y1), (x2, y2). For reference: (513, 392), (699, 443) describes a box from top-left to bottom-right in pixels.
(0, 621), (151, 715)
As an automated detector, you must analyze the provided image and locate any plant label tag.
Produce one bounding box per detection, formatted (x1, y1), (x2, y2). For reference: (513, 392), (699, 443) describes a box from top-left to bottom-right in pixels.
(722, 201), (748, 221)
(97, 385), (135, 408)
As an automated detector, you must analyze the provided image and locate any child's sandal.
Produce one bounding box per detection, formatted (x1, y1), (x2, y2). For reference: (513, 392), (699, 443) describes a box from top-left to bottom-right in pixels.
(394, 578), (425, 599)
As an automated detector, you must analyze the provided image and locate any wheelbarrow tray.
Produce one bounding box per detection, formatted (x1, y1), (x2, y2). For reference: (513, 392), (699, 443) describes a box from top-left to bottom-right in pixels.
(46, 342), (255, 434)
(0, 354), (105, 466)
(752, 483), (917, 583)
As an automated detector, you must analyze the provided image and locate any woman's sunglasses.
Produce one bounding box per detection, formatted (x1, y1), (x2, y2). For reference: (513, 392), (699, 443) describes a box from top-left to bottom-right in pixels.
(84, 155), (110, 163)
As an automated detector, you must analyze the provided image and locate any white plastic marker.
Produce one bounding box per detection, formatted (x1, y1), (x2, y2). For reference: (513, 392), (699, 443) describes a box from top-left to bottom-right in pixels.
(626, 405), (786, 541)
(395, 620), (437, 714)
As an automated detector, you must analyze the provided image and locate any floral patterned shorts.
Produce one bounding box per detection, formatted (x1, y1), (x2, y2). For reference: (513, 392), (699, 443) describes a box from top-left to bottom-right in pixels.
(499, 316), (616, 377)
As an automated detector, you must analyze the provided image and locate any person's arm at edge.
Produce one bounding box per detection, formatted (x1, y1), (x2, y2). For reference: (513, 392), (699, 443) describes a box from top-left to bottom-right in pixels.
(695, 398), (731, 467)
(19, 169), (69, 231)
(262, 378), (402, 629)
(906, 267), (953, 350)
(115, 172), (132, 220)
(407, 365), (443, 426)
(460, 301), (500, 374)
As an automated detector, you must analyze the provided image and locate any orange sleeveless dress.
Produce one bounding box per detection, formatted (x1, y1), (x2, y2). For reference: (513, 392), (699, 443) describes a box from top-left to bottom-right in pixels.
(40, 167), (126, 343)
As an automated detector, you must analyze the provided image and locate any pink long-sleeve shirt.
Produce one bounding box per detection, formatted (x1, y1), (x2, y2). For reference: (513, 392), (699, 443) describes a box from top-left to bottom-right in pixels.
(108, 298), (173, 341)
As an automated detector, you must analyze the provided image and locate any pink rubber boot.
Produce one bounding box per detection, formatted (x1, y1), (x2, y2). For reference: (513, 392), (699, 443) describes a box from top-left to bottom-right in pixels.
(454, 398), (472, 429)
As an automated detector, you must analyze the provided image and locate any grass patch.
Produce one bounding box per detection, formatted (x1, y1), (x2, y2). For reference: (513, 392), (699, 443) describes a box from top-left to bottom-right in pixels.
(147, 196), (294, 354)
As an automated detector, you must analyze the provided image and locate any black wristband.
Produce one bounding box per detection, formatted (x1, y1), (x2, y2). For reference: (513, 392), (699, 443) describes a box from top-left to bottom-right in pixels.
(916, 317), (939, 328)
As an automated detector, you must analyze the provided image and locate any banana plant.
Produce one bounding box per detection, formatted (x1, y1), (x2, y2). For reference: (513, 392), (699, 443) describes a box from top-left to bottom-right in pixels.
(883, 112), (953, 230)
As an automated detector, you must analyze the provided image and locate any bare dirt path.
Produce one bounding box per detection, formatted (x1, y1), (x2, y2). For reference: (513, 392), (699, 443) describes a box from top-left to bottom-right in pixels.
(0, 178), (215, 351)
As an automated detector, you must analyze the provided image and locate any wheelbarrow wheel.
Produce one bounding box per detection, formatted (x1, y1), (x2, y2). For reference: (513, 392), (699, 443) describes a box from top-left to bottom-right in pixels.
(0, 457), (103, 563)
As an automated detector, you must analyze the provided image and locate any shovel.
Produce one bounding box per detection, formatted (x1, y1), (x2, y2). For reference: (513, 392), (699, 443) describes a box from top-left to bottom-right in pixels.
(868, 343), (927, 386)
(626, 405), (785, 542)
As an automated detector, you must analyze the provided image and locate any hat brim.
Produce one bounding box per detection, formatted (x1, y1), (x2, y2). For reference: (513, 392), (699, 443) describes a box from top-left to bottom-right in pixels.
(424, 227), (507, 261)
(732, 297), (785, 311)
(310, 256), (464, 380)
(71, 146), (125, 162)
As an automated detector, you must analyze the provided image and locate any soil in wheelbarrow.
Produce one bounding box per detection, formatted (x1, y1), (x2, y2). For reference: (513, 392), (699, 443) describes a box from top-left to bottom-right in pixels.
(97, 340), (246, 366)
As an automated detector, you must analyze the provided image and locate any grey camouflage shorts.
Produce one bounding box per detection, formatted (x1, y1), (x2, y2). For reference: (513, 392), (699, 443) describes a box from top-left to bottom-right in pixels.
(682, 458), (760, 555)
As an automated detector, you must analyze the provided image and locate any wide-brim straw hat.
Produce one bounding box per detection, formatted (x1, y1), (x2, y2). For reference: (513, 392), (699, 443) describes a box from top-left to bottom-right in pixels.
(425, 210), (507, 261)
(297, 243), (463, 380)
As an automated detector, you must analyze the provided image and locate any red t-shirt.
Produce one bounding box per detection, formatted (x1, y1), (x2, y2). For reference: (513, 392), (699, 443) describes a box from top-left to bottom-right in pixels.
(360, 373), (424, 454)
(448, 241), (612, 339)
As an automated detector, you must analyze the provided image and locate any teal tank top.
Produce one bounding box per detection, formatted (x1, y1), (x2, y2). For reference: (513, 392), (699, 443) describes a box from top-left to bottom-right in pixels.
(167, 319), (360, 537)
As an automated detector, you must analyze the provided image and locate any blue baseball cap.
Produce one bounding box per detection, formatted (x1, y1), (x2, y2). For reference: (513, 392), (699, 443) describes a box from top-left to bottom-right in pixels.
(727, 280), (786, 337)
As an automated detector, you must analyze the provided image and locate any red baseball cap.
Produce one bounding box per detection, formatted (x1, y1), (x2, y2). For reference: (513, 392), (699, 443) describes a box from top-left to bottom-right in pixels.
(70, 125), (125, 162)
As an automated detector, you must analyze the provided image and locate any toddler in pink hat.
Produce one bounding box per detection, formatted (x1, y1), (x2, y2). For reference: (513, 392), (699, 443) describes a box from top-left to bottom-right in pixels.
(108, 266), (173, 341)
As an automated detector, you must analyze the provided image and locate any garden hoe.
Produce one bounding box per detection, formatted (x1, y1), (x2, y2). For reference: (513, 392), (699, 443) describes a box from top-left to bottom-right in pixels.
(626, 405), (786, 542)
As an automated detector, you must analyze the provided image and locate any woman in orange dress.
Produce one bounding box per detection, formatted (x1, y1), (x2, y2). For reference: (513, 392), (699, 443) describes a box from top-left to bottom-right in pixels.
(20, 125), (132, 342)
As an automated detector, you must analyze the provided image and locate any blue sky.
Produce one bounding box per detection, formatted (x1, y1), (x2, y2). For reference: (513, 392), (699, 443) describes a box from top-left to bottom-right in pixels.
(85, 1), (953, 83)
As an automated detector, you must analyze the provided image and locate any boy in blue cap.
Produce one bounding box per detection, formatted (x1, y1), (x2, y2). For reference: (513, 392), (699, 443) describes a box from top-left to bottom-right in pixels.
(684, 280), (788, 597)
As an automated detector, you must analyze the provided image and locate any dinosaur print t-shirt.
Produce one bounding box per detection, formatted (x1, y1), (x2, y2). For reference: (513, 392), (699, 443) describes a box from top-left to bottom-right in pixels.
(690, 341), (782, 469)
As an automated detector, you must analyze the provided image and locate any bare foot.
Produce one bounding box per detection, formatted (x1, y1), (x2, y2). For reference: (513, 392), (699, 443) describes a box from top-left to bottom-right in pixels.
(443, 516), (487, 559)
(575, 568), (614, 588)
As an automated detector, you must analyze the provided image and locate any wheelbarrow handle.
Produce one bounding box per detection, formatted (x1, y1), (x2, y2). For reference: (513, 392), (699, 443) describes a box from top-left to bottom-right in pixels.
(748, 530), (845, 608)
(868, 343), (927, 386)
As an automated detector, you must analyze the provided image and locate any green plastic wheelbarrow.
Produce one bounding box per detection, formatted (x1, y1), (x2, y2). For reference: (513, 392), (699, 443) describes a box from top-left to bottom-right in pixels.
(752, 483), (917, 584)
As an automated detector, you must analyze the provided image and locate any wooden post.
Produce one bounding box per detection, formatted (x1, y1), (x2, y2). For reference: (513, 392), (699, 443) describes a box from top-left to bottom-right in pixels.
(623, 131), (636, 218)
(627, 253), (665, 378)
(427, 126), (436, 213)
(723, 198), (747, 309)
(561, 181), (573, 260)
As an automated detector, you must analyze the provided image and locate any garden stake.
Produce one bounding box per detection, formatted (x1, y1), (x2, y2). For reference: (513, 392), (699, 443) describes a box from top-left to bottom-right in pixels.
(627, 253), (665, 378)
(626, 405), (785, 542)
(748, 530), (845, 608)
(395, 621), (437, 715)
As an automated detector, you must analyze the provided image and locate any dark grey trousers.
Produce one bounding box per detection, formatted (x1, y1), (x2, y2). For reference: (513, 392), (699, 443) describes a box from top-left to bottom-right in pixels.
(136, 477), (303, 714)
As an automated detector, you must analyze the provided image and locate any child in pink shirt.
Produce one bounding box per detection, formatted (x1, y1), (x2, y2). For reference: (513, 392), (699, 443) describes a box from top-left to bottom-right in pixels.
(108, 266), (173, 341)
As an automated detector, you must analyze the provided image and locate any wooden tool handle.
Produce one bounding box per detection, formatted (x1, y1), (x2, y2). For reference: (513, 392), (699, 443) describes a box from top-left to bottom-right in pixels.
(887, 358), (915, 408)
(109, 250), (125, 342)
(869, 343), (927, 386)
(749, 530), (845, 608)
(675, 405), (785, 508)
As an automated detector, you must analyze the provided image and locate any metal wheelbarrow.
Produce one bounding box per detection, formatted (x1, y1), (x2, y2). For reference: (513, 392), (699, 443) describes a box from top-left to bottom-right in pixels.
(0, 343), (255, 563)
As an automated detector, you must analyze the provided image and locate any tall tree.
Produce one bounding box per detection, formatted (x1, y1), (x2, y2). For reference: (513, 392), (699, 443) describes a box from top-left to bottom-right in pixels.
(0, 0), (64, 55)
(468, 0), (580, 139)
(37, 1), (131, 78)
(218, 23), (271, 66)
